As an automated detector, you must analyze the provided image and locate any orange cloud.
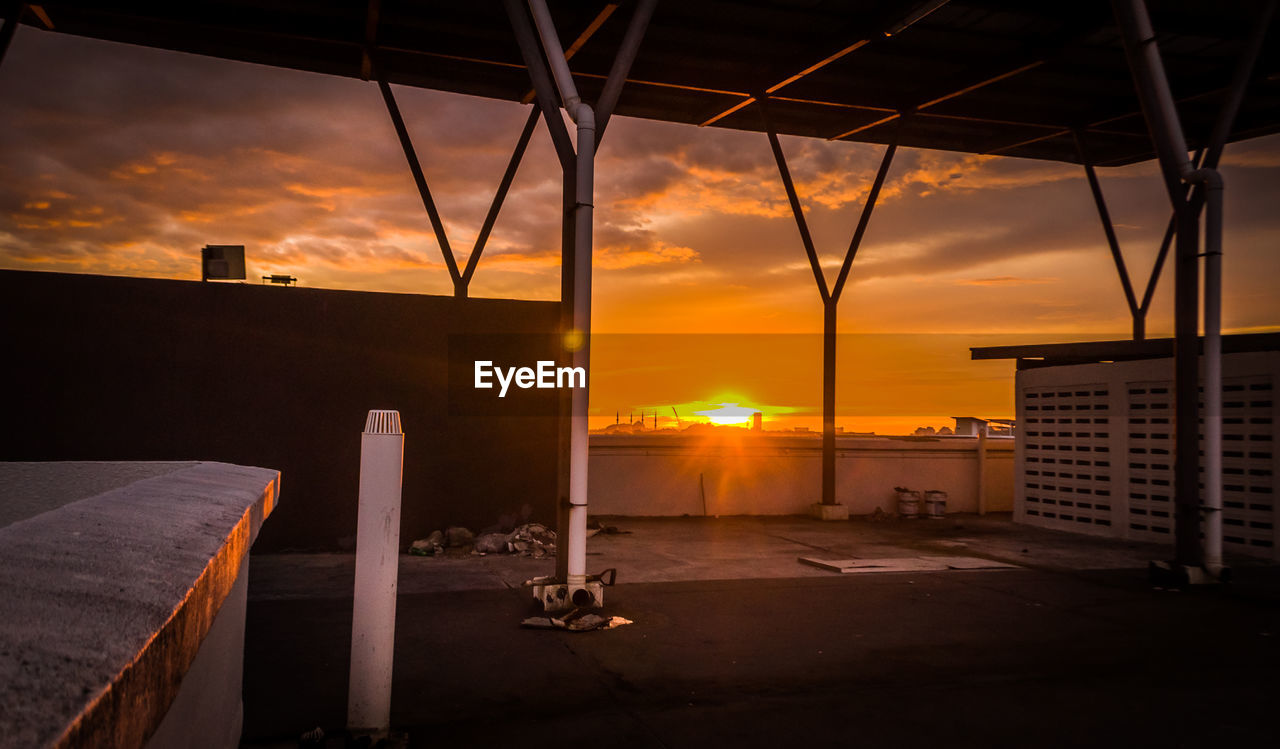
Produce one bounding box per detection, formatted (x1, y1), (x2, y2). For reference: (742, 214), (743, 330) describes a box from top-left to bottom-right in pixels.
(956, 276), (1058, 287)
(597, 243), (699, 270)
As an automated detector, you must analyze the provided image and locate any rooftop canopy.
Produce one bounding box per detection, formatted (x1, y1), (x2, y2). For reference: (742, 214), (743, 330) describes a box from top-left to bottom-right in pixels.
(12, 0), (1280, 165)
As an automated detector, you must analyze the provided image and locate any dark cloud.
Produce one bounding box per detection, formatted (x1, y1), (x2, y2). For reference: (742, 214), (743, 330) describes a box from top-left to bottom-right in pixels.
(2, 28), (1278, 333)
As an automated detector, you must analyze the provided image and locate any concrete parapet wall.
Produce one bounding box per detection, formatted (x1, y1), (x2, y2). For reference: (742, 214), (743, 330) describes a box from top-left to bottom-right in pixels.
(0, 270), (561, 550)
(588, 434), (1014, 516)
(0, 461), (278, 749)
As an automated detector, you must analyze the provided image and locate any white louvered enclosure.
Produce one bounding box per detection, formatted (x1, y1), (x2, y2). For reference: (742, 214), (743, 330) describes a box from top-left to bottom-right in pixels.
(1015, 351), (1279, 561)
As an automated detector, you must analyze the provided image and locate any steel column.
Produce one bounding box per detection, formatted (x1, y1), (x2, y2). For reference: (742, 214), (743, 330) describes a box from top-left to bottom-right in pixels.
(1115, 0), (1204, 568)
(506, 0), (579, 584)
(761, 99), (897, 507)
(533, 0), (595, 591)
(1113, 0), (1271, 576)
(507, 0), (654, 595)
(1203, 179), (1224, 571)
(821, 300), (837, 505)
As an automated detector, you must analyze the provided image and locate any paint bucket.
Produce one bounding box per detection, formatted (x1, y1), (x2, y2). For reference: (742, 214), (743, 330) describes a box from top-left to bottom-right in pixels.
(924, 490), (947, 519)
(896, 490), (921, 519)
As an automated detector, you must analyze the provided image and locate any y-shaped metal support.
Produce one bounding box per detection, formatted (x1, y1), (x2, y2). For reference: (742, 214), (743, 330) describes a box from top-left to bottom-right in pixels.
(506, 0), (655, 607)
(372, 56), (540, 298)
(1073, 132), (1208, 341)
(760, 96), (898, 511)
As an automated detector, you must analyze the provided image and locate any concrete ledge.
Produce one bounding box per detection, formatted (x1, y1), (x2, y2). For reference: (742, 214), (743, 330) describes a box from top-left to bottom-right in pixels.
(0, 461), (279, 748)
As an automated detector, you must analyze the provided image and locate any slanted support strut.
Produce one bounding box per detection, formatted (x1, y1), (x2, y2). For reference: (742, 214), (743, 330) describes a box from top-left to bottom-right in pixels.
(1075, 132), (1211, 342)
(761, 97), (898, 509)
(371, 54), (540, 298)
(374, 72), (464, 295)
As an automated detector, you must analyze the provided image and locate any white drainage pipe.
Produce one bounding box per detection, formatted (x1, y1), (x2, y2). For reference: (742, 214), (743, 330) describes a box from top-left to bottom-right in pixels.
(348, 409), (404, 736)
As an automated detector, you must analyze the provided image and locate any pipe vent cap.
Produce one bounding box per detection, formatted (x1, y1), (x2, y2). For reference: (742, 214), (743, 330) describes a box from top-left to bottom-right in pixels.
(364, 410), (402, 435)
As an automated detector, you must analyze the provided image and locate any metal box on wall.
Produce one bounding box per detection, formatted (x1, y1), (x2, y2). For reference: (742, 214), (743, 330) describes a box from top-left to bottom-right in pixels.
(202, 245), (246, 281)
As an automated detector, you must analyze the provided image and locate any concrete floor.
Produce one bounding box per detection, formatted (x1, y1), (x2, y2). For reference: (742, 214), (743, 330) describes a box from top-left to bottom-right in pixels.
(241, 514), (1280, 747)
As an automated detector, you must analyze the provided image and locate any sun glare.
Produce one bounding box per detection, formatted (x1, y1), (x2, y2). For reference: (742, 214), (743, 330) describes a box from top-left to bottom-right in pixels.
(694, 402), (759, 425)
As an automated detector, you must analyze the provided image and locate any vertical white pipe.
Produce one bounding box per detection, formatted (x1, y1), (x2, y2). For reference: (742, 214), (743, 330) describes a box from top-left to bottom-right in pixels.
(348, 410), (403, 735)
(527, 0), (582, 116)
(528, 0), (594, 595)
(567, 108), (594, 591)
(1203, 182), (1224, 571)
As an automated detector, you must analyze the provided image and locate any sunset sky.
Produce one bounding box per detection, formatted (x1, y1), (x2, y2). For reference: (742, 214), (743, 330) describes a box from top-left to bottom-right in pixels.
(3, 28), (1278, 433)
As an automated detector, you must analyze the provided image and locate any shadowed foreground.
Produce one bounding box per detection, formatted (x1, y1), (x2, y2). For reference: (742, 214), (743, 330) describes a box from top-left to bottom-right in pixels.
(243, 518), (1280, 747)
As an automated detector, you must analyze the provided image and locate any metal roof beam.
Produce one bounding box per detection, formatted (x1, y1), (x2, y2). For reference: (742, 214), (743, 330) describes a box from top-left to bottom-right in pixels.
(829, 61), (1043, 140)
(700, 1), (953, 127)
(1, 3), (26, 69)
(699, 40), (871, 126)
(829, 17), (1106, 142)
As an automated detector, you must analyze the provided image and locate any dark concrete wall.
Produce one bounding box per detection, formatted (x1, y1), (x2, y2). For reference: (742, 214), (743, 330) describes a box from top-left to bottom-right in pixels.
(1, 270), (561, 551)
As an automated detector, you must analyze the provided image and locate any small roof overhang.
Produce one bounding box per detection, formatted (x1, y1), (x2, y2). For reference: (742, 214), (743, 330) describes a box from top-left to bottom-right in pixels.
(971, 332), (1280, 369)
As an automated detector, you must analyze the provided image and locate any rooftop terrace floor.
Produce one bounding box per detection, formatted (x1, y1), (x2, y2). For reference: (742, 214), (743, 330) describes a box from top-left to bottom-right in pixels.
(243, 515), (1280, 747)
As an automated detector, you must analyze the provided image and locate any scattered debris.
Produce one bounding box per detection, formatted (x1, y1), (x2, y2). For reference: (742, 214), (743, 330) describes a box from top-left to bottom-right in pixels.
(445, 526), (475, 547)
(868, 507), (891, 522)
(408, 529), (445, 556)
(412, 523), (559, 557)
(474, 531), (511, 554)
(521, 608), (633, 632)
(508, 522), (557, 556)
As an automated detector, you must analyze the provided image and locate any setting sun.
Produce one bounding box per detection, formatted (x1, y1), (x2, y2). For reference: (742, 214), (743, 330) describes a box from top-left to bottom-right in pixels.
(694, 403), (759, 425)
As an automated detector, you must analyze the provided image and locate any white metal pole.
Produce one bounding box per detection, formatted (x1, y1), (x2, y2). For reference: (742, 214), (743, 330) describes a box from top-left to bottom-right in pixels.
(527, 0), (582, 116)
(1203, 183), (1225, 573)
(529, 0), (595, 604)
(567, 108), (594, 599)
(348, 410), (404, 736)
